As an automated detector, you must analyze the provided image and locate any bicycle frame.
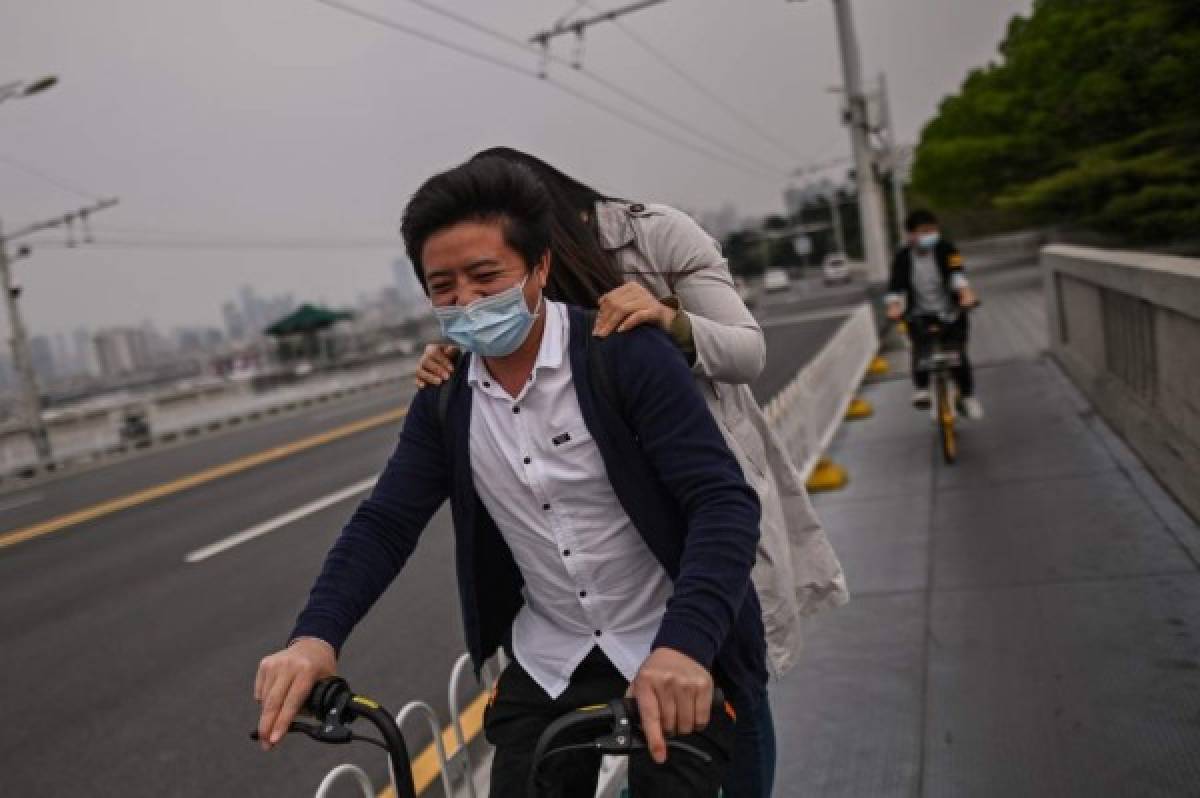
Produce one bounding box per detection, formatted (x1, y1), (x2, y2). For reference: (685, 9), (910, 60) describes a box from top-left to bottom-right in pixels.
(528, 691), (727, 798)
(910, 312), (965, 464)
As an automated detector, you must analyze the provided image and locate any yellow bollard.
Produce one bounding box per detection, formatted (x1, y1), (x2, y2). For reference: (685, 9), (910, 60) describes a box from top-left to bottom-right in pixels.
(867, 355), (889, 376)
(845, 397), (873, 420)
(806, 457), (848, 492)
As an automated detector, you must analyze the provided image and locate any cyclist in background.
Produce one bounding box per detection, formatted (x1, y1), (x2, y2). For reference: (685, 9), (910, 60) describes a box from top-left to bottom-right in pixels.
(885, 209), (983, 419)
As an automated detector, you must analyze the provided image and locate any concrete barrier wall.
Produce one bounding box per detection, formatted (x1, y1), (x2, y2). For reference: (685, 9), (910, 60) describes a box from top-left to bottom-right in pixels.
(1042, 244), (1200, 521)
(0, 362), (416, 493)
(766, 301), (879, 477)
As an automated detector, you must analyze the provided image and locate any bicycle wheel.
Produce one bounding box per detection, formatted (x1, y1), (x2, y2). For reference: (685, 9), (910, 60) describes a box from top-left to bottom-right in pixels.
(935, 374), (957, 464)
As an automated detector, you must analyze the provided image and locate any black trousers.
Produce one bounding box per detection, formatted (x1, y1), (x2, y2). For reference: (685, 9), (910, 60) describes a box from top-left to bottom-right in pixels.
(483, 647), (735, 797)
(908, 313), (975, 396)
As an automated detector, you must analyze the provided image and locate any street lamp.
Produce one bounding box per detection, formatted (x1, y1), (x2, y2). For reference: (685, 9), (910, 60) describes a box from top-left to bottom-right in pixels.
(0, 75), (59, 106)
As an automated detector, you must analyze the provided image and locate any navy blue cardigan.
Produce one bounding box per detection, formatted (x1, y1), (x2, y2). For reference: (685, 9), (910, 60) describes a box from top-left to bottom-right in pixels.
(292, 305), (767, 700)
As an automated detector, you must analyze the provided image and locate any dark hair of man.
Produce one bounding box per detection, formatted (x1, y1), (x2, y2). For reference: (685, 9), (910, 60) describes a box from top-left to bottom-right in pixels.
(400, 157), (552, 288)
(470, 147), (627, 308)
(904, 208), (939, 233)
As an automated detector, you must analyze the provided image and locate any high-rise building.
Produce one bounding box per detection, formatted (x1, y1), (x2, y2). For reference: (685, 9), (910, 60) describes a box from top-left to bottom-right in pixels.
(93, 328), (153, 378)
(391, 258), (429, 320)
(73, 327), (97, 376)
(29, 335), (57, 381)
(222, 300), (247, 342)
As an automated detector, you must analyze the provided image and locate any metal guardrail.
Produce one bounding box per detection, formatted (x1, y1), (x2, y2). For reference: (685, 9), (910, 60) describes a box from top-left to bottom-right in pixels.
(0, 365), (415, 494)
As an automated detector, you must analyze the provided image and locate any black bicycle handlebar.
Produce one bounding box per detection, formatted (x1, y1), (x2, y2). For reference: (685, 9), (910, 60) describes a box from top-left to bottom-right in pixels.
(527, 688), (727, 798)
(903, 299), (981, 324)
(249, 677), (417, 798)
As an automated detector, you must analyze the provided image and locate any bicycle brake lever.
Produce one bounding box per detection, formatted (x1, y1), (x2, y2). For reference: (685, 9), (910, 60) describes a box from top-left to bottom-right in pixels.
(594, 697), (638, 753)
(288, 718), (355, 744)
(666, 739), (713, 764)
(249, 721), (375, 748)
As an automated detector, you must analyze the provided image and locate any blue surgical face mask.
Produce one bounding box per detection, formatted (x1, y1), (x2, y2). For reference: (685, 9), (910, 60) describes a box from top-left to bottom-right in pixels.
(432, 276), (542, 357)
(917, 232), (940, 250)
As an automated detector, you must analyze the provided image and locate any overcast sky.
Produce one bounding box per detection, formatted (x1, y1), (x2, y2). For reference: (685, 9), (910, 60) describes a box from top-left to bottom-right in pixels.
(1, 0), (1032, 338)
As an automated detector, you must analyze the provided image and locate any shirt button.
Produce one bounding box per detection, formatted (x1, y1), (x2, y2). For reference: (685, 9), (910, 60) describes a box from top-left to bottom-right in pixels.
(562, 549), (571, 557)
(543, 503), (551, 511)
(523, 456), (531, 465)
(483, 381), (491, 388)
(512, 406), (520, 414)
(579, 590), (587, 598)
(594, 629), (602, 637)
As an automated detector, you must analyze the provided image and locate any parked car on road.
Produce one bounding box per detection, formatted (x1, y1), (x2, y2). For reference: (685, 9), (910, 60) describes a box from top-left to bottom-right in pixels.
(763, 268), (790, 293)
(822, 253), (851, 285)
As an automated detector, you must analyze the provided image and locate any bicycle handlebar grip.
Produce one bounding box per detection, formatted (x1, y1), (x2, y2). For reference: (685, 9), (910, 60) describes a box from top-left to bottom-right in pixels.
(305, 676), (351, 716)
(620, 687), (728, 726)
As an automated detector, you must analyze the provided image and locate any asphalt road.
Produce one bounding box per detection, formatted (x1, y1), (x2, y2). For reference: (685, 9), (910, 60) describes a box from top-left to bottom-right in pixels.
(0, 283), (859, 797)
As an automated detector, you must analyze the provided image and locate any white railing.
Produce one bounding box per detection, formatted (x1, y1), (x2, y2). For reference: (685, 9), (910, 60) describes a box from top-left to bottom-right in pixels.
(765, 301), (879, 477)
(314, 651), (504, 798)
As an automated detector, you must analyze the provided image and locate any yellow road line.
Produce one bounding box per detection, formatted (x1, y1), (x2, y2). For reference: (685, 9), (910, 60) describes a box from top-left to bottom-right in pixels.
(0, 407), (407, 550)
(379, 690), (490, 797)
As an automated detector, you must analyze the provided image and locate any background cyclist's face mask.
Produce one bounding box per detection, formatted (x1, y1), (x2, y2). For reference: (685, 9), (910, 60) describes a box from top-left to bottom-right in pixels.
(917, 231), (940, 251)
(433, 276), (542, 357)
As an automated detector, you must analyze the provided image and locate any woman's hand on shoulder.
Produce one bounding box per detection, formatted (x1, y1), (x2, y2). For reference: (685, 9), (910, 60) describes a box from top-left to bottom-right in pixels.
(415, 344), (459, 388)
(594, 282), (677, 337)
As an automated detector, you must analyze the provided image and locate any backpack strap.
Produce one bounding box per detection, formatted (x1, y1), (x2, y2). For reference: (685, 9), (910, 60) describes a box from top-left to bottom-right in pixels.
(582, 309), (629, 431)
(434, 351), (468, 430)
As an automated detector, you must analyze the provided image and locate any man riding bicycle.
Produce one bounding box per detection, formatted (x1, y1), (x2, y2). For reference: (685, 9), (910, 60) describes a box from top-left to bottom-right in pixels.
(254, 157), (767, 797)
(885, 209), (983, 420)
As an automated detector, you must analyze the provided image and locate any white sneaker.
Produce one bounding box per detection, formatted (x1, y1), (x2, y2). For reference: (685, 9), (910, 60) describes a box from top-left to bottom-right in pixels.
(958, 396), (984, 420)
(912, 389), (931, 409)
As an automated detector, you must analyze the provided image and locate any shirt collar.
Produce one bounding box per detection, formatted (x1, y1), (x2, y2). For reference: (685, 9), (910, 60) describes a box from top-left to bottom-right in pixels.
(466, 299), (566, 390)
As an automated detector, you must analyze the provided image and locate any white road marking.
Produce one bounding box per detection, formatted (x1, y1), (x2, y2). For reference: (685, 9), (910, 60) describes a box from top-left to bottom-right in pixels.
(0, 492), (44, 513)
(184, 476), (376, 563)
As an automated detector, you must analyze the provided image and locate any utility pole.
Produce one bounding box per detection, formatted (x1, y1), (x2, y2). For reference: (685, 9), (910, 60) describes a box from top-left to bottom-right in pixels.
(0, 198), (118, 462)
(829, 0), (890, 282)
(824, 191), (847, 255)
(874, 72), (909, 246)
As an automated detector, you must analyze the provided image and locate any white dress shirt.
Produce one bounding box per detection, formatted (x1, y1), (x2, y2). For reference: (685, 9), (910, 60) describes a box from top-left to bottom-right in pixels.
(467, 300), (673, 698)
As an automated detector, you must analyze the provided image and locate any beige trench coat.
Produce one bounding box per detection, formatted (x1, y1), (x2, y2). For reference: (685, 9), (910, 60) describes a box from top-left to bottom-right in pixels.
(596, 200), (849, 676)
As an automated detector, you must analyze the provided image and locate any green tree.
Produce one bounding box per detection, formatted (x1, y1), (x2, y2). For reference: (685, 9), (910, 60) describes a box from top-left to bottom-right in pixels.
(911, 0), (1200, 243)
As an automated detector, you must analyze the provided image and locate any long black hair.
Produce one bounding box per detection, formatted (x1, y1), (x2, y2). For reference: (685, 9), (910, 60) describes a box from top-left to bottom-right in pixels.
(468, 147), (626, 308)
(399, 156), (552, 285)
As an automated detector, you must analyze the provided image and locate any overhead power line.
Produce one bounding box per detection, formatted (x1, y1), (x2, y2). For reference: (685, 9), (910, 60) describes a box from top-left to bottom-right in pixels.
(530, 0), (668, 46)
(35, 237), (403, 251)
(20, 223), (403, 251)
(596, 6), (805, 161)
(323, 0), (784, 179)
(0, 154), (103, 203)
(393, 0), (781, 174)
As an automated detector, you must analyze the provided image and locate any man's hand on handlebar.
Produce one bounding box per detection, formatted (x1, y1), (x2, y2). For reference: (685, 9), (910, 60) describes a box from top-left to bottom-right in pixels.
(957, 285), (980, 309)
(886, 300), (905, 321)
(627, 647), (714, 765)
(254, 637), (337, 752)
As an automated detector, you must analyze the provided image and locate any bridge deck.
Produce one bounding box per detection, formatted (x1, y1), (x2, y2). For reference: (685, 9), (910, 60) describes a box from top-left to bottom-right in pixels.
(770, 263), (1200, 797)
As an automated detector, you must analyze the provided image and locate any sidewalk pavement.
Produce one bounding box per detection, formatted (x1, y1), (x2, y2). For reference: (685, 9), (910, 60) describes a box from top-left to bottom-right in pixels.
(770, 263), (1200, 796)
